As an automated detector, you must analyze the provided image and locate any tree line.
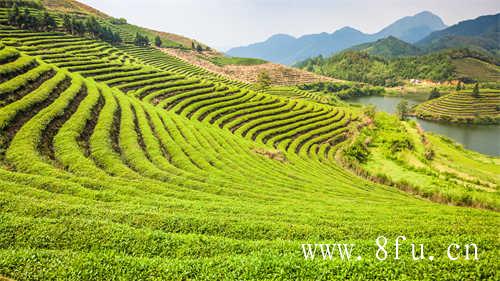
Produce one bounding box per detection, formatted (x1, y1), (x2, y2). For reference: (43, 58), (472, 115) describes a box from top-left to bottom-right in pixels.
(7, 4), (123, 45)
(62, 15), (122, 45)
(8, 4), (56, 31)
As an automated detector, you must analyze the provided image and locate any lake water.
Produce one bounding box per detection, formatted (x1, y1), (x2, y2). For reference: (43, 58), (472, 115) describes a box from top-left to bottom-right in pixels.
(350, 94), (500, 157)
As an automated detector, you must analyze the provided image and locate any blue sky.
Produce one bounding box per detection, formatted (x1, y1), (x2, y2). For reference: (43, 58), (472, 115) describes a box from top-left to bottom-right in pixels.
(79, 0), (499, 50)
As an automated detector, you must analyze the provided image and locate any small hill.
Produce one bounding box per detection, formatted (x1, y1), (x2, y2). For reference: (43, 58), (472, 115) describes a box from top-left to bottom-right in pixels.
(418, 13), (500, 56)
(414, 91), (500, 124)
(349, 36), (422, 57)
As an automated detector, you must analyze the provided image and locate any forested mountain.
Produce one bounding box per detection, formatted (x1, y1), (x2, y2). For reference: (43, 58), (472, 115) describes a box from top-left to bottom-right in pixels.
(417, 13), (500, 55)
(348, 36), (422, 58)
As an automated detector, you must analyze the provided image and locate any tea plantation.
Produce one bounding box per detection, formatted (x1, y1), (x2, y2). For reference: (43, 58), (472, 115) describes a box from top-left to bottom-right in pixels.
(0, 2), (498, 280)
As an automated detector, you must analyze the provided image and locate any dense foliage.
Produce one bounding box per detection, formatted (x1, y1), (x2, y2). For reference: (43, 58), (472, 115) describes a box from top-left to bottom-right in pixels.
(62, 15), (122, 45)
(134, 32), (150, 47)
(296, 48), (497, 86)
(298, 82), (385, 99)
(296, 51), (453, 86)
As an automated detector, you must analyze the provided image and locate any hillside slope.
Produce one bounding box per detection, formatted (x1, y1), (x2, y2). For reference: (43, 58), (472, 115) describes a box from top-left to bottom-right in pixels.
(0, 26), (498, 280)
(0, 2), (498, 280)
(159, 48), (335, 86)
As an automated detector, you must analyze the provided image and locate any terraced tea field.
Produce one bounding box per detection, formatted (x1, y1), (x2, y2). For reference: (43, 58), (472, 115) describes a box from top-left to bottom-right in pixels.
(159, 48), (335, 87)
(414, 91), (500, 124)
(0, 4), (499, 280)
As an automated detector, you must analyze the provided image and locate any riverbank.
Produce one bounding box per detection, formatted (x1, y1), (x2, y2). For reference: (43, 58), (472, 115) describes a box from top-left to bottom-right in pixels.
(350, 95), (500, 156)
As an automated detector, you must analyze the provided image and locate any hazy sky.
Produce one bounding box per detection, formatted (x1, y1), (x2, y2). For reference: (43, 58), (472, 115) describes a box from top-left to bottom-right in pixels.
(79, 0), (499, 50)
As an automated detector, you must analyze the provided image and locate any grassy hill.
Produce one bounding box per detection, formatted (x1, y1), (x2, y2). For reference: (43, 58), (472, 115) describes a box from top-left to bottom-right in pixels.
(0, 1), (499, 280)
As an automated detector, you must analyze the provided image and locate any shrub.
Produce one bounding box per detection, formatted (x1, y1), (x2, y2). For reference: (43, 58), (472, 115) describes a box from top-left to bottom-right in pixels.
(344, 140), (370, 163)
(428, 88), (441, 100)
(154, 36), (162, 48)
(395, 100), (409, 120)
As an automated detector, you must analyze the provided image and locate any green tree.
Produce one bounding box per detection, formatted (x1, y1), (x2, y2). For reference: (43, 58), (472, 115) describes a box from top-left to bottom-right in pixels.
(71, 16), (86, 36)
(396, 100), (409, 120)
(7, 3), (20, 26)
(85, 17), (101, 38)
(196, 44), (203, 52)
(256, 71), (272, 90)
(472, 83), (480, 98)
(110, 18), (127, 25)
(41, 11), (57, 31)
(191, 41), (196, 50)
(455, 81), (462, 91)
(99, 26), (122, 45)
(134, 33), (150, 47)
(154, 35), (162, 47)
(62, 14), (73, 34)
(20, 8), (39, 30)
(428, 88), (441, 100)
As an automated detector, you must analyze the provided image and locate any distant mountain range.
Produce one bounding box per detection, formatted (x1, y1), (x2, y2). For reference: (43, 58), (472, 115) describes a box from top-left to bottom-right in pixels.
(347, 13), (500, 59)
(294, 13), (500, 86)
(227, 11), (447, 65)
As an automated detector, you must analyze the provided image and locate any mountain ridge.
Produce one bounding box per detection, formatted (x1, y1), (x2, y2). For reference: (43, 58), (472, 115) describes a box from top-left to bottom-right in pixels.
(227, 11), (447, 65)
(417, 13), (500, 55)
(348, 36), (422, 57)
